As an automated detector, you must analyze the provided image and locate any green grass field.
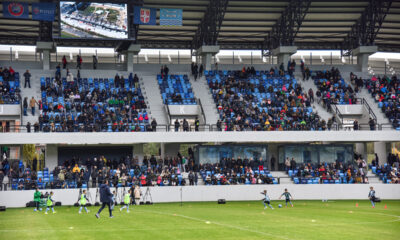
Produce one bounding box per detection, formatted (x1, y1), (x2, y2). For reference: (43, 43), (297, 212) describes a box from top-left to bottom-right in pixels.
(0, 200), (399, 240)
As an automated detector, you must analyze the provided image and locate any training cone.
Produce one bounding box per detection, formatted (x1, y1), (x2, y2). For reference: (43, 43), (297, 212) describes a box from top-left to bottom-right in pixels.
(355, 203), (358, 207)
(384, 204), (387, 209)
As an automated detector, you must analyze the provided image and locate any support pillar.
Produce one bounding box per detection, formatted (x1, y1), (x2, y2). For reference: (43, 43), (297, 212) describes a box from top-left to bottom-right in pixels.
(133, 144), (144, 165)
(160, 143), (165, 159)
(353, 46), (377, 72)
(197, 45), (220, 71)
(36, 42), (56, 70)
(374, 142), (388, 165)
(272, 46), (297, 70)
(116, 44), (141, 72)
(355, 143), (367, 159)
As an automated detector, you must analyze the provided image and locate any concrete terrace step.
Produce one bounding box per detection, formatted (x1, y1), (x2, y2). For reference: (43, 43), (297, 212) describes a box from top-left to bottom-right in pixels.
(189, 75), (219, 126)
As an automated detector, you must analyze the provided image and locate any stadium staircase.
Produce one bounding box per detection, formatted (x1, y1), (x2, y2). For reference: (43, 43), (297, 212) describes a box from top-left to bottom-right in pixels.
(271, 171), (293, 184)
(294, 72), (333, 122)
(20, 69), (52, 127)
(340, 74), (391, 127)
(189, 75), (219, 126)
(140, 74), (168, 126)
(367, 170), (383, 184)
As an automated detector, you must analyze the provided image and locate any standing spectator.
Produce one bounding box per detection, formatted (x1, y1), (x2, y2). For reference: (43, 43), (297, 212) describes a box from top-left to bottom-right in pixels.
(188, 171), (194, 185)
(62, 55), (67, 69)
(193, 64), (198, 81)
(24, 70), (31, 88)
(191, 62), (195, 76)
(26, 122), (31, 133)
(174, 119), (180, 132)
(369, 118), (376, 131)
(374, 153), (379, 167)
(353, 120), (359, 131)
(199, 64), (204, 78)
(23, 97), (28, 116)
(164, 65), (169, 77)
(216, 120), (222, 131)
(55, 64), (61, 79)
(77, 55), (82, 69)
(308, 88), (314, 103)
(93, 55), (97, 70)
(182, 119), (189, 132)
(151, 118), (157, 132)
(114, 74), (120, 88)
(134, 185), (141, 205)
(30, 97), (38, 116)
(194, 118), (200, 131)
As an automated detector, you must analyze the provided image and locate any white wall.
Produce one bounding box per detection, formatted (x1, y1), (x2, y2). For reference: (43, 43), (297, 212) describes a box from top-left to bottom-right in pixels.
(1, 131), (400, 145)
(45, 144), (58, 170)
(1, 184), (399, 208)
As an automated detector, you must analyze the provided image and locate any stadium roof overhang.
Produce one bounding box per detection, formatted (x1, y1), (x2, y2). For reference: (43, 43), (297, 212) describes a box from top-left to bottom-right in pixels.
(0, 0), (399, 52)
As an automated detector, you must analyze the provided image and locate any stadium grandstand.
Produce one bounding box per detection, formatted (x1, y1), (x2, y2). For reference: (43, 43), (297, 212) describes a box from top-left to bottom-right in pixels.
(0, 0), (399, 239)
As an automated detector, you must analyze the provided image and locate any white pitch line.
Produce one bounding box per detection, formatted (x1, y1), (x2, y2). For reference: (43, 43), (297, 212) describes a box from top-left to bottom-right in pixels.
(136, 209), (293, 240)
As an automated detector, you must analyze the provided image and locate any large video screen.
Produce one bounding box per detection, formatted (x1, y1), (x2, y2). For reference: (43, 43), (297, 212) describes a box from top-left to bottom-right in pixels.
(60, 1), (128, 39)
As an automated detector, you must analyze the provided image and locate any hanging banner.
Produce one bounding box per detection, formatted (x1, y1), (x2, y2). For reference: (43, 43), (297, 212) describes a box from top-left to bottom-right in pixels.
(160, 8), (182, 26)
(160, 8), (183, 26)
(2, 2), (29, 19)
(32, 3), (57, 22)
(134, 6), (156, 25)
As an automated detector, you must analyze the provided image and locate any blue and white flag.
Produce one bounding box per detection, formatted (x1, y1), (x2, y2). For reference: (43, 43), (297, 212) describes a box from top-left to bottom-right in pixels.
(134, 6), (156, 25)
(2, 2), (29, 19)
(160, 8), (182, 26)
(32, 3), (57, 22)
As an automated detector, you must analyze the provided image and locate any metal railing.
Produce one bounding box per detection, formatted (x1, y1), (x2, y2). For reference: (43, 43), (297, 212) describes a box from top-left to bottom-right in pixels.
(197, 98), (207, 124)
(0, 122), (397, 133)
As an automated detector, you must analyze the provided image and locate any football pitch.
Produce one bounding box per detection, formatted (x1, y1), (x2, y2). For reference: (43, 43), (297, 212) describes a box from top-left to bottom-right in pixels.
(0, 200), (399, 240)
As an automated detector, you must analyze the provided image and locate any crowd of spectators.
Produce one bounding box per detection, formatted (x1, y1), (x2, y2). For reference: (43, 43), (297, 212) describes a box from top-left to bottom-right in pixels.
(158, 73), (196, 105)
(0, 66), (21, 104)
(371, 153), (400, 184)
(362, 74), (400, 130)
(287, 155), (368, 184)
(32, 71), (152, 132)
(207, 68), (327, 131)
(198, 157), (277, 185)
(313, 68), (357, 111)
(1, 152), (201, 190)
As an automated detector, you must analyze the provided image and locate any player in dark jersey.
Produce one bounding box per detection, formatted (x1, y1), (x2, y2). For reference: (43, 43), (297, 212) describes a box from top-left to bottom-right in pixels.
(279, 188), (293, 207)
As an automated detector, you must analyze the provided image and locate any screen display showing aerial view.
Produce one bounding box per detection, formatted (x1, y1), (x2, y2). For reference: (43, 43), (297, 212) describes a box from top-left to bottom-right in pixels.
(60, 1), (128, 39)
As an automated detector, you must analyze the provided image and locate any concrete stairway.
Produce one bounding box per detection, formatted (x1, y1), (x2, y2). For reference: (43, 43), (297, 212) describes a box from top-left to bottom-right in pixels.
(189, 75), (219, 126)
(367, 170), (383, 183)
(340, 72), (391, 127)
(271, 171), (293, 184)
(295, 73), (333, 122)
(140, 74), (168, 126)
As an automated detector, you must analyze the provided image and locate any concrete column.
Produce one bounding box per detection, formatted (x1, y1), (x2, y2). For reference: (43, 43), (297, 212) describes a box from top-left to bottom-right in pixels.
(272, 46), (297, 70)
(43, 50), (50, 70)
(197, 45), (220, 71)
(374, 142), (387, 165)
(133, 144), (144, 165)
(36, 42), (56, 70)
(165, 143), (181, 157)
(355, 143), (367, 159)
(116, 44), (141, 72)
(45, 144), (58, 170)
(160, 143), (165, 159)
(353, 46), (377, 72)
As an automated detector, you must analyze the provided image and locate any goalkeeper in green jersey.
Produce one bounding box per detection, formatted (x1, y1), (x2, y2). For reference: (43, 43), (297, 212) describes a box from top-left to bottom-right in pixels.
(279, 188), (294, 207)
